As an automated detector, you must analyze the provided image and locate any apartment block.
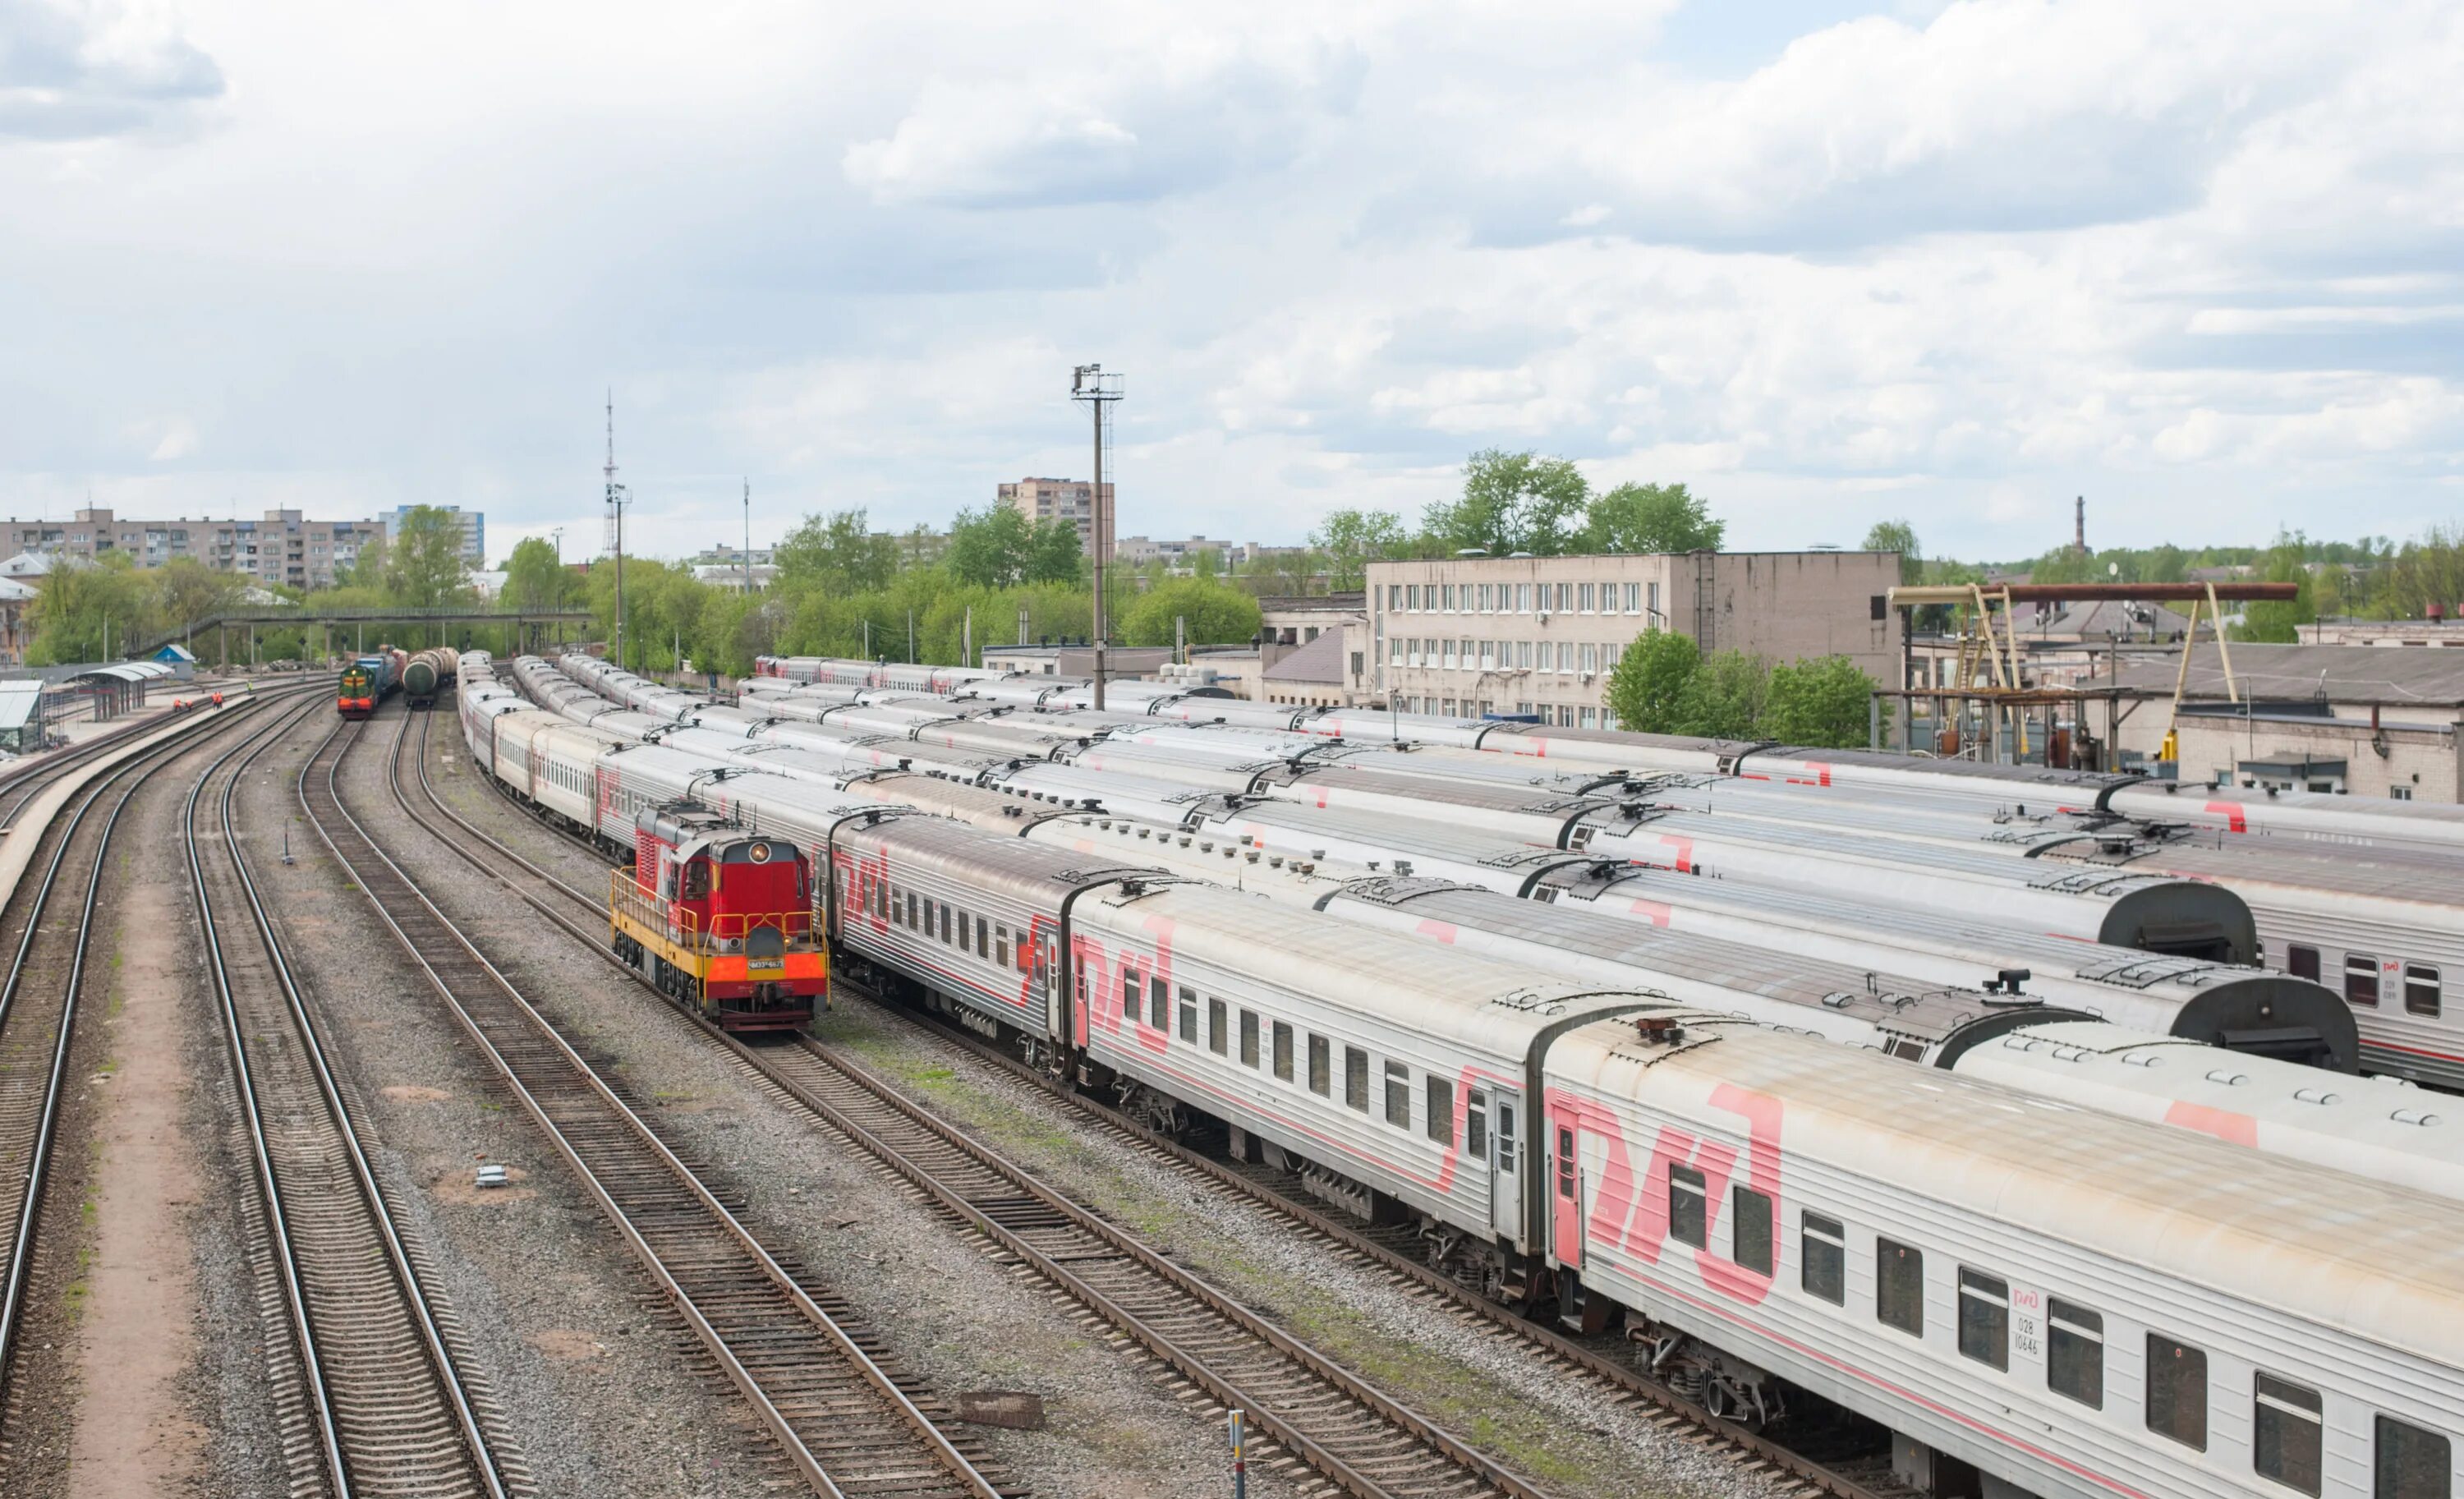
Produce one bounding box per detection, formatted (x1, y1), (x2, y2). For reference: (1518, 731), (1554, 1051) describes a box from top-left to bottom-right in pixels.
(384, 504), (485, 565)
(2, 507), (384, 591)
(997, 477), (1114, 564)
(1365, 550), (1901, 728)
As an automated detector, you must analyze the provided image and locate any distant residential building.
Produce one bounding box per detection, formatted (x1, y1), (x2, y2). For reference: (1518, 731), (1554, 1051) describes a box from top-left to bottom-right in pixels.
(693, 563), (779, 593)
(1368, 550), (1901, 728)
(689, 542), (775, 569)
(878, 528), (949, 571)
(997, 478), (1113, 565)
(0, 576), (34, 669)
(384, 504), (485, 565)
(0, 508), (381, 591)
(1118, 535), (1257, 568)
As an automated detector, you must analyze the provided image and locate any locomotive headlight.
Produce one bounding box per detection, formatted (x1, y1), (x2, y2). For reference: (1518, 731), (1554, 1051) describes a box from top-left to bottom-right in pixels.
(748, 843), (771, 863)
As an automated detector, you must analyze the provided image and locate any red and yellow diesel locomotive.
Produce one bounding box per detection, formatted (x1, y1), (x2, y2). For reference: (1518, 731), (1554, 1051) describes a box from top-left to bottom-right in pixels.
(609, 800), (825, 1032)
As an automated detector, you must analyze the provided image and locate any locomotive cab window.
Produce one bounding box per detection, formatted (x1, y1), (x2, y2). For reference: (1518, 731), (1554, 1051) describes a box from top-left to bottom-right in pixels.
(1876, 1239), (1924, 1336)
(1731, 1186), (1772, 1276)
(2048, 1299), (2103, 1409)
(2405, 963), (2441, 1018)
(2287, 944), (2320, 981)
(1802, 1213), (1845, 1304)
(1668, 1165), (1708, 1248)
(1958, 1269), (2009, 1370)
(2347, 953), (2382, 1007)
(2374, 1416), (2451, 1499)
(2146, 1334), (2209, 1451)
(2253, 1373), (2324, 1494)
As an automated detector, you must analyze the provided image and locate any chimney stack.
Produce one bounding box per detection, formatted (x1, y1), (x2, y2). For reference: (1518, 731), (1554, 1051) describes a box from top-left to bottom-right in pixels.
(2075, 496), (2087, 558)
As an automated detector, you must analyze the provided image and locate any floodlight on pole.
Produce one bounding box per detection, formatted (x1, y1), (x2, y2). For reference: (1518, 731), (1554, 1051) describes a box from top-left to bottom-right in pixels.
(1070, 363), (1124, 710)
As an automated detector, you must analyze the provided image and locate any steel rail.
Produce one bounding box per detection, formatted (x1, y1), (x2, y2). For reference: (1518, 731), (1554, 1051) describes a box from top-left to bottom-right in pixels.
(428, 704), (1898, 1499)
(188, 702), (513, 1499)
(314, 712), (1009, 1499)
(0, 691), (306, 1414)
(401, 715), (1542, 1499)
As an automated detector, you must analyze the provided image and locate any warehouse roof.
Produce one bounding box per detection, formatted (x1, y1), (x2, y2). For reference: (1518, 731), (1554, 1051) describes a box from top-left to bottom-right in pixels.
(1262, 629), (1346, 684)
(2084, 642), (2464, 707)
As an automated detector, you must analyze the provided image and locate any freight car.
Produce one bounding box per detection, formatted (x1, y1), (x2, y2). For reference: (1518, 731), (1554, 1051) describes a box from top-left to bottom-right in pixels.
(401, 647), (460, 707)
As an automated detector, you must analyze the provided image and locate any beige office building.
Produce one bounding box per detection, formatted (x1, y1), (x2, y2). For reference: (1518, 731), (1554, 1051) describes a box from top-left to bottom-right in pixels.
(2, 507), (383, 591)
(1366, 550), (1901, 727)
(997, 477), (1114, 564)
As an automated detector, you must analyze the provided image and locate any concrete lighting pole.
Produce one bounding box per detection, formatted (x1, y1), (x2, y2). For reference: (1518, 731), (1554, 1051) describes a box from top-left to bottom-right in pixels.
(1070, 364), (1124, 710)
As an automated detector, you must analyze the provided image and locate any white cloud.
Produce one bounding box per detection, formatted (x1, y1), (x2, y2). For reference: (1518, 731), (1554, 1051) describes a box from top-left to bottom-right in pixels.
(0, 0), (223, 140)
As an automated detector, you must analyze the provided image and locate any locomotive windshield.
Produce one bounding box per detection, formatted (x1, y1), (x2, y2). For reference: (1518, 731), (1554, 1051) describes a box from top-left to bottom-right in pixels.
(340, 666), (374, 692)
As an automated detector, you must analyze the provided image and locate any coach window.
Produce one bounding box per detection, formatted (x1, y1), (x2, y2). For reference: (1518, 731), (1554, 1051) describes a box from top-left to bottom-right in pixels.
(1016, 935), (1032, 973)
(905, 892), (917, 929)
(977, 917), (989, 959)
(1209, 999), (1228, 1055)
(2146, 1334), (2209, 1451)
(1345, 1047), (1369, 1111)
(1668, 1165), (1708, 1248)
(1150, 975), (1168, 1030)
(1308, 1035), (1330, 1096)
(1731, 1187), (1773, 1276)
(1384, 1061), (1409, 1127)
(2254, 1373), (2324, 1494)
(1958, 1269), (2010, 1370)
(1801, 1213), (1845, 1304)
(995, 925), (1008, 966)
(1466, 1089), (1488, 1160)
(2374, 1416), (2451, 1499)
(1179, 987), (1198, 1043)
(2287, 944), (2320, 981)
(1122, 972), (1138, 1021)
(1239, 1010), (1260, 1067)
(2047, 1299), (2104, 1408)
(1426, 1078), (1453, 1144)
(1876, 1239), (1924, 1336)
(2347, 953), (2382, 1007)
(2406, 963), (2441, 1018)
(1556, 1127), (1576, 1203)
(1272, 1022), (1294, 1081)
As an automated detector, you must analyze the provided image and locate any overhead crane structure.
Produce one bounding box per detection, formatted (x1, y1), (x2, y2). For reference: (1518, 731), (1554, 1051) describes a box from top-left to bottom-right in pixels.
(1881, 580), (2301, 770)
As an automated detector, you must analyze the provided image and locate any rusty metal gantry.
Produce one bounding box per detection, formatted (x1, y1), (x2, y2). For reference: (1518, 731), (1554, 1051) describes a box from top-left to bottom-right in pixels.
(1882, 580), (2299, 766)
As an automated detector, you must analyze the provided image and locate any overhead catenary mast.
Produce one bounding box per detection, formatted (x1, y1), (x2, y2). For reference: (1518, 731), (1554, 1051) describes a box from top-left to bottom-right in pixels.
(1070, 364), (1124, 710)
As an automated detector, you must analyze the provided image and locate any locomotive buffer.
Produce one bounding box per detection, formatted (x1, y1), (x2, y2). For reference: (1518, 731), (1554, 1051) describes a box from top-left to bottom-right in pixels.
(609, 800), (826, 1032)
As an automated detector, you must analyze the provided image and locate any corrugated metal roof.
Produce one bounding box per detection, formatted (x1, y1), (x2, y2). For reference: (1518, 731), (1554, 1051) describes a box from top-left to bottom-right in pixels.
(2085, 641), (2464, 706)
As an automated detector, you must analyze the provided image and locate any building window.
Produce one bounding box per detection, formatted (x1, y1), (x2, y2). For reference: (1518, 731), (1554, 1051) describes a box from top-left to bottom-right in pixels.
(1580, 643), (1597, 674)
(2048, 1299), (2103, 1408)
(1648, 582), (1660, 617)
(1731, 1186), (1772, 1275)
(2347, 953), (2381, 1007)
(2146, 1334), (2209, 1451)
(1579, 707), (1598, 729)
(1478, 583), (1492, 611)
(1406, 585), (1420, 610)
(1383, 1060), (1409, 1126)
(1516, 583), (1531, 612)
(1515, 641), (1531, 669)
(2375, 1417), (2451, 1499)
(1579, 582), (1595, 612)
(1308, 1034), (1330, 1096)
(1667, 1163), (1707, 1247)
(1624, 582), (1640, 613)
(1443, 640), (1458, 669)
(1958, 1269), (2009, 1369)
(1876, 1239), (1924, 1336)
(1344, 1046), (1368, 1110)
(2406, 963), (2441, 1017)
(1426, 1077), (1453, 1144)
(1558, 642), (1576, 672)
(2392, 785), (2414, 801)
(1390, 638), (1404, 667)
(1443, 584), (1458, 611)
(2253, 1373), (2324, 1495)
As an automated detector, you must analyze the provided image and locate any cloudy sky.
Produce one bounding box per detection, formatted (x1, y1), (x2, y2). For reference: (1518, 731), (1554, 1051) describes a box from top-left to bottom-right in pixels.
(2, 0), (2458, 563)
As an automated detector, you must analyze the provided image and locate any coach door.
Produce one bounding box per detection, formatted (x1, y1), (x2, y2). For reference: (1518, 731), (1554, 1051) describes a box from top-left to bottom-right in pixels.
(1488, 1087), (1524, 1243)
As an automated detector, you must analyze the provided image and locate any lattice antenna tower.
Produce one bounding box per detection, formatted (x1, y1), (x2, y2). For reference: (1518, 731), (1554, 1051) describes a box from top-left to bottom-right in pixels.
(602, 389), (627, 557)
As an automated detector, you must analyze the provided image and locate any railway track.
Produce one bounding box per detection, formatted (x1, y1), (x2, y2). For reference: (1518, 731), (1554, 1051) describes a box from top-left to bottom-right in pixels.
(398, 714), (1572, 1499)
(0, 689), (309, 1451)
(187, 704), (526, 1499)
(310, 715), (1018, 1499)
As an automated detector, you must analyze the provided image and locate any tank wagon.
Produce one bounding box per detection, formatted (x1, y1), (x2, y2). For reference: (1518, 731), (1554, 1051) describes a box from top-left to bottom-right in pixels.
(400, 647), (460, 707)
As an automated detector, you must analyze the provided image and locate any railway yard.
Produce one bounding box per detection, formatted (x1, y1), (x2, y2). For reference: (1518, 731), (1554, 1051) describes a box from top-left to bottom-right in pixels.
(0, 651), (2457, 1499)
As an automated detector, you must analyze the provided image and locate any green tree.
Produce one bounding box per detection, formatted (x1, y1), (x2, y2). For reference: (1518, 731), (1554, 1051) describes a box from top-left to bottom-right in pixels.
(1862, 519), (1922, 585)
(152, 556), (250, 635)
(1677, 650), (1772, 738)
(1310, 508), (1408, 591)
(1584, 481), (1724, 555)
(2235, 534), (2319, 643)
(1423, 450), (1589, 557)
(384, 505), (472, 607)
(945, 504), (1043, 588)
(1761, 655), (1881, 747)
(502, 536), (570, 612)
(1119, 578), (1262, 650)
(775, 508), (899, 594)
(1602, 628), (1702, 733)
(1024, 517), (1084, 586)
(27, 554), (148, 664)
